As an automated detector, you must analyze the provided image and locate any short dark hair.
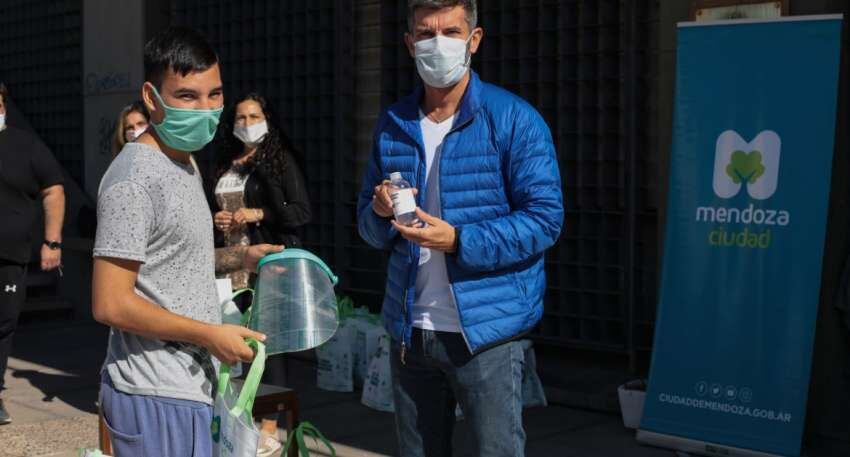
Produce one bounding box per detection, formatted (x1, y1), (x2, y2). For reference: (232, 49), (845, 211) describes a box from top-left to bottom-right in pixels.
(0, 82), (8, 105)
(408, 0), (477, 32)
(144, 27), (218, 89)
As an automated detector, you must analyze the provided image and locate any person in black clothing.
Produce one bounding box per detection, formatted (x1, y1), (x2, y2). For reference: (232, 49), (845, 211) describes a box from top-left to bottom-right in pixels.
(208, 92), (310, 454)
(211, 93), (310, 253)
(0, 82), (65, 425)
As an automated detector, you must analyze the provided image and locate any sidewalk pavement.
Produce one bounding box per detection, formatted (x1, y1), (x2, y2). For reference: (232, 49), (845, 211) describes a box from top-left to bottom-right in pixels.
(0, 319), (680, 457)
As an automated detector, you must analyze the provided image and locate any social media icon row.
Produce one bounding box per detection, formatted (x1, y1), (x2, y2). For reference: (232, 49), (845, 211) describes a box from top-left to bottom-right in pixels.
(695, 381), (752, 403)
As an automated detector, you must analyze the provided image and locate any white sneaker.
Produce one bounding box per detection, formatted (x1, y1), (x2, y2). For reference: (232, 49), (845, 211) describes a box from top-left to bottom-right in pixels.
(257, 431), (283, 457)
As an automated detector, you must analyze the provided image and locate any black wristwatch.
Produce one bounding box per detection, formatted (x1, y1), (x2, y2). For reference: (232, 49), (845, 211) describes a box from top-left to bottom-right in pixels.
(451, 226), (462, 256)
(44, 240), (62, 250)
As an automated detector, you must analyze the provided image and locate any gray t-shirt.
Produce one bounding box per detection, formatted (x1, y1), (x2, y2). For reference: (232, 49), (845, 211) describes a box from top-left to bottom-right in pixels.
(94, 143), (220, 404)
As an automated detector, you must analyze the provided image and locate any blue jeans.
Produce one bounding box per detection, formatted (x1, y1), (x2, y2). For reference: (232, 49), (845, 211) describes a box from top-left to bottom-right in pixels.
(390, 328), (526, 457)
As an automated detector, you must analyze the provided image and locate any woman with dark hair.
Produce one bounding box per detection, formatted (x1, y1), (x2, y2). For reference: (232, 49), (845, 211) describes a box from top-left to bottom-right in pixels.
(111, 101), (149, 157)
(209, 93), (310, 455)
(211, 93), (311, 288)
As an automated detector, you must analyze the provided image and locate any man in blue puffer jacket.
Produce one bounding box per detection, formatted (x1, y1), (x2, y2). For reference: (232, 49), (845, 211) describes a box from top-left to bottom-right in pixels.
(357, 1), (563, 455)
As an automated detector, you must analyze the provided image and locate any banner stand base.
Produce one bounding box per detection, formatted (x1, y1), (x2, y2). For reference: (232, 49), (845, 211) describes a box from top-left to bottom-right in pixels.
(636, 430), (783, 457)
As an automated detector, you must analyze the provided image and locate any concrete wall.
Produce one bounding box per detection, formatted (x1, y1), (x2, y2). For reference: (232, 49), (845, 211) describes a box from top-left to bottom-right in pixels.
(82, 0), (146, 198)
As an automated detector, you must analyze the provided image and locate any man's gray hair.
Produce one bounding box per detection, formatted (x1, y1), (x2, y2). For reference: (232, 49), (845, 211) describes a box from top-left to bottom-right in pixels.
(408, 0), (478, 32)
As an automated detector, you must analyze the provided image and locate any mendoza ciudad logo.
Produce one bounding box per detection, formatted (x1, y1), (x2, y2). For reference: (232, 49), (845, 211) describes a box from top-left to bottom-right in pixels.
(695, 130), (789, 249)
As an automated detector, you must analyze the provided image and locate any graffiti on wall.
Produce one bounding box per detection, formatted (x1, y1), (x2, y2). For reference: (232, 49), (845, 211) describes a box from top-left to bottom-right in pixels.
(85, 71), (131, 95)
(98, 115), (116, 157)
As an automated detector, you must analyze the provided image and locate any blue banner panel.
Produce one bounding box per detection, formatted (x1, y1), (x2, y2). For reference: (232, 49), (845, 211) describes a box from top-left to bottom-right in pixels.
(641, 16), (843, 457)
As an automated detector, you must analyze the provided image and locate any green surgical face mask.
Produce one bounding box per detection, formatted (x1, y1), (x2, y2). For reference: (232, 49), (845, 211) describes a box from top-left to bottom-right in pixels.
(149, 85), (223, 152)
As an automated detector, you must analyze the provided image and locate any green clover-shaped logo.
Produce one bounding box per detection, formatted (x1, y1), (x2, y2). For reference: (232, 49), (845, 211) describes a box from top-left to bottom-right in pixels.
(211, 416), (221, 443)
(725, 150), (766, 185)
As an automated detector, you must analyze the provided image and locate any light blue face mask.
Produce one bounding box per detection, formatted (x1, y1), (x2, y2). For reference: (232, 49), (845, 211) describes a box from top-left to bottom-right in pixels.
(149, 85), (223, 152)
(414, 34), (473, 89)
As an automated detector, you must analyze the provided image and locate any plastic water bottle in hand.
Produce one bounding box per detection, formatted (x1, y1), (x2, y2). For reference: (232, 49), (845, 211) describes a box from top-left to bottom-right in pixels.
(389, 172), (418, 226)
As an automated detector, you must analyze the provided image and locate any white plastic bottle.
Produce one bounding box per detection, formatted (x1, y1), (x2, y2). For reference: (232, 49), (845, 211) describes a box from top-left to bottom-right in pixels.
(388, 172), (418, 226)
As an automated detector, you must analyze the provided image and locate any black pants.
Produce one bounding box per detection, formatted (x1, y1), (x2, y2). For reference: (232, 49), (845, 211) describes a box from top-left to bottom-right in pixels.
(0, 261), (26, 393)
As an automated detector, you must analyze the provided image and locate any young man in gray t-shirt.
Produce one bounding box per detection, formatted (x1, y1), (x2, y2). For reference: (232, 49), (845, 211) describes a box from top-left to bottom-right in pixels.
(92, 28), (279, 456)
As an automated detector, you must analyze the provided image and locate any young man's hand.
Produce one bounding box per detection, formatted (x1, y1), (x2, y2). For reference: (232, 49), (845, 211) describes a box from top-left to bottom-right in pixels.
(203, 324), (266, 365)
(391, 208), (457, 253)
(243, 244), (284, 271)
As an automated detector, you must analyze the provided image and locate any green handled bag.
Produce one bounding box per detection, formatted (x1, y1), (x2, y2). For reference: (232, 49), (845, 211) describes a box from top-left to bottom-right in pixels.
(212, 339), (266, 457)
(282, 421), (336, 457)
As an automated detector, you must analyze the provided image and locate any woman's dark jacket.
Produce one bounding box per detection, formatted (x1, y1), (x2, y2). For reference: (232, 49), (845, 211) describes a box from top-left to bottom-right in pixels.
(207, 153), (311, 248)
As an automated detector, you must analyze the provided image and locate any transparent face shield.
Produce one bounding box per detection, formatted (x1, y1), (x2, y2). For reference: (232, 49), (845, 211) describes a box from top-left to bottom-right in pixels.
(248, 249), (339, 355)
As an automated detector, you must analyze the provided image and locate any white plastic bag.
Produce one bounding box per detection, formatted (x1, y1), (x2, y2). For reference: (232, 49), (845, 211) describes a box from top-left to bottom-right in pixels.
(351, 317), (385, 387)
(361, 334), (395, 412)
(316, 321), (354, 392)
(349, 318), (369, 387)
(216, 278), (244, 378)
(77, 450), (111, 457)
(212, 340), (266, 457)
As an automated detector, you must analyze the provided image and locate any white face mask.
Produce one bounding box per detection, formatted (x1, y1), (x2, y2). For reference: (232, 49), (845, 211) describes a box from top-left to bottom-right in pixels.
(233, 120), (269, 146)
(0, 114), (5, 130)
(125, 127), (146, 143)
(414, 35), (472, 89)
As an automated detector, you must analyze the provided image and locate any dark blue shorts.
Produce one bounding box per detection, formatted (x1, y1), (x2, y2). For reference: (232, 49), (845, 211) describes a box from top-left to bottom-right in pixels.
(100, 372), (213, 457)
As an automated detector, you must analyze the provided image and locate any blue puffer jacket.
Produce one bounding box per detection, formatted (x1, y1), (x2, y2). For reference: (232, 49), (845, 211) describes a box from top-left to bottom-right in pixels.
(357, 71), (563, 354)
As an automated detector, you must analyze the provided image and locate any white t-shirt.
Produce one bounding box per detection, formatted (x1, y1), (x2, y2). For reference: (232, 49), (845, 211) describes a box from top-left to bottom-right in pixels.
(412, 110), (460, 332)
(214, 168), (249, 204)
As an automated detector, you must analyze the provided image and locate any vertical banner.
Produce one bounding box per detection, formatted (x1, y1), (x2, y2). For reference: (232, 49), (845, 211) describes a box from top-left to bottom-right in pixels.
(639, 16), (843, 457)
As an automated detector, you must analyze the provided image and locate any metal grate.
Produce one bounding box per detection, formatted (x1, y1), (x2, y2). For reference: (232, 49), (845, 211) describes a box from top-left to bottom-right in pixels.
(172, 0), (356, 279)
(376, 0), (660, 354)
(0, 0), (83, 183)
(175, 0), (661, 354)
